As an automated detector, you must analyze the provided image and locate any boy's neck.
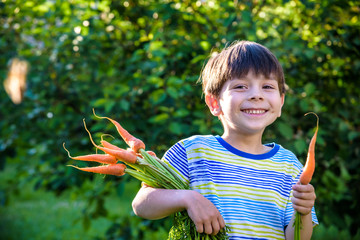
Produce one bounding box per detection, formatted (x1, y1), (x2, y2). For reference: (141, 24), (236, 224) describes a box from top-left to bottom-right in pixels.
(221, 132), (270, 155)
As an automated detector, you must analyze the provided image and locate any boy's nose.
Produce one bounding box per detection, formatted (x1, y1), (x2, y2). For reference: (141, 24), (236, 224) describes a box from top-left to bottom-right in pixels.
(249, 88), (264, 100)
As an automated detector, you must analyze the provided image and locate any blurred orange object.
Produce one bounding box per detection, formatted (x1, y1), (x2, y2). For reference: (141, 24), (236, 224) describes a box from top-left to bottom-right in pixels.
(4, 58), (29, 104)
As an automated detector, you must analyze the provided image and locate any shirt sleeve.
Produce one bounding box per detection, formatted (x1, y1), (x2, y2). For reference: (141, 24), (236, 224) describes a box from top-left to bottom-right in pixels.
(162, 141), (190, 185)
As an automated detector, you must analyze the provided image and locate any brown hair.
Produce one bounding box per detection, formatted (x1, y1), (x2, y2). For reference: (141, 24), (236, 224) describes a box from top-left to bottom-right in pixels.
(199, 40), (286, 97)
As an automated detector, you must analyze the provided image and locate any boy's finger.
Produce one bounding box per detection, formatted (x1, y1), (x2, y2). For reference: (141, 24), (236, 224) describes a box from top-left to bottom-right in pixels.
(195, 223), (204, 234)
(219, 216), (226, 229)
(291, 197), (315, 208)
(211, 220), (221, 235)
(292, 190), (316, 200)
(292, 204), (312, 215)
(292, 183), (314, 192)
(204, 221), (213, 235)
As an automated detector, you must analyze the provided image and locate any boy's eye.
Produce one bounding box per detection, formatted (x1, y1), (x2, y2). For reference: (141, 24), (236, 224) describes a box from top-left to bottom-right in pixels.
(235, 85), (246, 89)
(263, 85), (275, 89)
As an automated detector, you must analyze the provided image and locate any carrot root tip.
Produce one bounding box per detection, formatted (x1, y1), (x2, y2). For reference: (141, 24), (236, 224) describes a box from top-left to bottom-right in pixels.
(63, 143), (73, 158)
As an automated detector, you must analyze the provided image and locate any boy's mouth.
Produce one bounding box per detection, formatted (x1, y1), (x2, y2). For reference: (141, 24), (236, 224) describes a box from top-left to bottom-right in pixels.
(241, 109), (267, 114)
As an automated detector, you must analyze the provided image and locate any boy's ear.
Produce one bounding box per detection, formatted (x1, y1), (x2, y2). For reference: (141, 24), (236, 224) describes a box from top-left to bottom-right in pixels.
(278, 94), (285, 117)
(205, 94), (221, 116)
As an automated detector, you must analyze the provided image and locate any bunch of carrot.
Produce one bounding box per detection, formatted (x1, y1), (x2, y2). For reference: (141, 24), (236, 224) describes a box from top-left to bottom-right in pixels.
(64, 109), (229, 240)
(294, 112), (319, 240)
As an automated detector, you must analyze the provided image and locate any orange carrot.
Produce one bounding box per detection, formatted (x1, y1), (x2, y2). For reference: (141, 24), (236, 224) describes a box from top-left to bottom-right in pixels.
(101, 140), (122, 151)
(101, 138), (140, 157)
(82, 119), (138, 164)
(299, 112), (319, 185)
(99, 146), (138, 164)
(92, 109), (145, 152)
(146, 150), (158, 158)
(69, 163), (126, 176)
(63, 143), (117, 164)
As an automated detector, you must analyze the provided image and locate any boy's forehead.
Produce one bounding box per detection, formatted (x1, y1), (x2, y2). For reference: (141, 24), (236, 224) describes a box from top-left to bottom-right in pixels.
(231, 71), (277, 81)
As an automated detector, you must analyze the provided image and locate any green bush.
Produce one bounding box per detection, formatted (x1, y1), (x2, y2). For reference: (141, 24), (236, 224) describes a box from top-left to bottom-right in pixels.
(1, 0), (359, 238)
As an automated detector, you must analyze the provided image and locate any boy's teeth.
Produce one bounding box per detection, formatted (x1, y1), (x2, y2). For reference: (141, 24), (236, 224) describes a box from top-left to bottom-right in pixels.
(244, 109), (265, 114)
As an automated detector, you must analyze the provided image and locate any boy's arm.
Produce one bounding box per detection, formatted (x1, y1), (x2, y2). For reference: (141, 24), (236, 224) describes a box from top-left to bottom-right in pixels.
(285, 212), (313, 240)
(132, 185), (226, 235)
(132, 185), (187, 219)
(285, 183), (316, 240)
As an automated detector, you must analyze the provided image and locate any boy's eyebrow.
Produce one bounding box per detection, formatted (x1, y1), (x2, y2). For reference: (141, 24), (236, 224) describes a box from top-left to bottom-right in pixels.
(232, 76), (278, 81)
(264, 78), (278, 81)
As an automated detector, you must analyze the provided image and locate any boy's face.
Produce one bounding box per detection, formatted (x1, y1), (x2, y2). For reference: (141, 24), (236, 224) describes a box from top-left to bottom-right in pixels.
(206, 70), (285, 136)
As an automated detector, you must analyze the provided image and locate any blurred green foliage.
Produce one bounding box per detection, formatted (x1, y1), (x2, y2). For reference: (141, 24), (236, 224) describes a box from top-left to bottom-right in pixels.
(1, 0), (359, 239)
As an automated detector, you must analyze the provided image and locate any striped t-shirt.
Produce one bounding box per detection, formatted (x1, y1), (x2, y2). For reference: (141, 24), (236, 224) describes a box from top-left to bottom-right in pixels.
(163, 135), (318, 240)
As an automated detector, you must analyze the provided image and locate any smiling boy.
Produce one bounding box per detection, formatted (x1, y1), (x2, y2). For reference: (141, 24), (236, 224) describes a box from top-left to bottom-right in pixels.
(132, 40), (318, 239)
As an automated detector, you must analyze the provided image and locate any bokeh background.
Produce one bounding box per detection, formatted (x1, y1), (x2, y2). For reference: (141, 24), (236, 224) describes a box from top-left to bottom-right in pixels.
(1, 0), (359, 239)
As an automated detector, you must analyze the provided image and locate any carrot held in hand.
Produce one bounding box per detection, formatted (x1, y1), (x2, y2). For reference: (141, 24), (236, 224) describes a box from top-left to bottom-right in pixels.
(63, 143), (117, 164)
(65, 112), (230, 240)
(101, 140), (156, 160)
(69, 163), (126, 176)
(146, 150), (158, 158)
(101, 140), (122, 151)
(99, 146), (138, 164)
(299, 112), (319, 185)
(294, 112), (319, 240)
(93, 109), (145, 152)
(83, 119), (138, 164)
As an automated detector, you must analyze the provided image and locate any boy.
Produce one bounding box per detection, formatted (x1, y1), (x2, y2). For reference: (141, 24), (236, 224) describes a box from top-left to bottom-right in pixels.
(132, 40), (318, 239)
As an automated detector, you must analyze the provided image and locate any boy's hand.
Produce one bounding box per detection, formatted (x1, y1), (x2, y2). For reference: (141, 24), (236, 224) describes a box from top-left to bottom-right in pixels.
(183, 190), (226, 235)
(291, 182), (316, 215)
